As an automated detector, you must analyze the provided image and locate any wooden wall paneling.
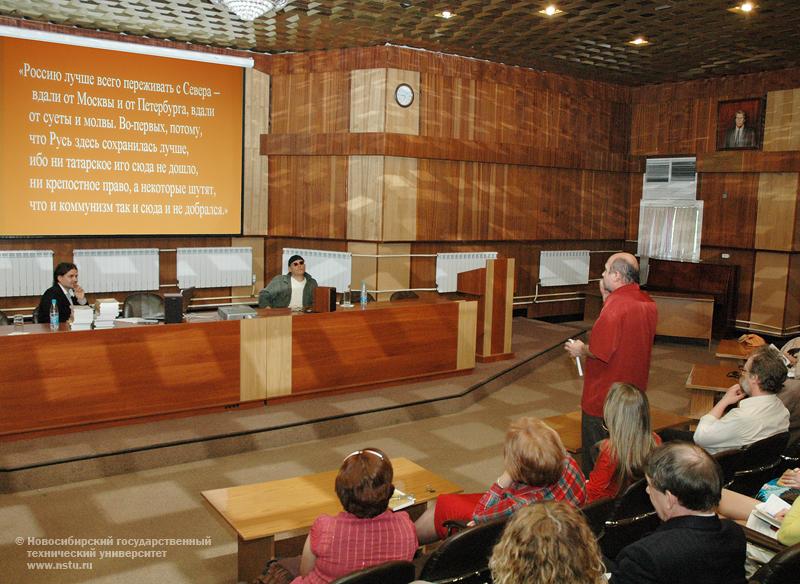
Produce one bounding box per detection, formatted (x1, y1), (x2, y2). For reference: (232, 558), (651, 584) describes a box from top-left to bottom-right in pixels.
(750, 251), (790, 332)
(347, 155), (384, 241)
(416, 159), (461, 241)
(350, 68), (386, 133)
(240, 316), (268, 401)
(786, 254), (800, 334)
(232, 236), (265, 298)
(421, 74), (476, 140)
(609, 100), (632, 154)
(457, 301), (478, 370)
(264, 315), (293, 399)
(697, 173), (759, 248)
(382, 156), (417, 241)
(763, 88), (800, 152)
(699, 247), (754, 324)
(376, 243), (411, 302)
(755, 173), (799, 251)
(627, 172), (644, 241)
(243, 68), (270, 235)
(348, 241), (378, 294)
(271, 73), (350, 134)
(385, 69), (420, 135)
(268, 156), (348, 238)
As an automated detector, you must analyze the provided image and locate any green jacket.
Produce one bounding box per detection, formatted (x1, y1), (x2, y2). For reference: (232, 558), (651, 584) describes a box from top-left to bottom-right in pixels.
(258, 273), (318, 308)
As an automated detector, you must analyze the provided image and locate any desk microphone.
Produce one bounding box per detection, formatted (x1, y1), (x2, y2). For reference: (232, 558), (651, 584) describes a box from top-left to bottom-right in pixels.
(568, 339), (583, 377)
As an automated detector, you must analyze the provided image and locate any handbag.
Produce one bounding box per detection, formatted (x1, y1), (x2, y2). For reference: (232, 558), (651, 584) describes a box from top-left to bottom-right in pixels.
(253, 559), (295, 584)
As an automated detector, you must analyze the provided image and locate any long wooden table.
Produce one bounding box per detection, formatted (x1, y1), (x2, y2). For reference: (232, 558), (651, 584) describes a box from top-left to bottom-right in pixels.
(543, 407), (692, 454)
(0, 299), (477, 439)
(684, 363), (739, 419)
(202, 457), (462, 583)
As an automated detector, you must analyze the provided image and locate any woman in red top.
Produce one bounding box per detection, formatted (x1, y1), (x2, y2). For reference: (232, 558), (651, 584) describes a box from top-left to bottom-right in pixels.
(586, 382), (661, 502)
(257, 448), (418, 584)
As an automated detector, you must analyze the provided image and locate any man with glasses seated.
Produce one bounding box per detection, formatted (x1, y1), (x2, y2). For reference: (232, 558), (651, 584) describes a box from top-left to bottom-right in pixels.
(692, 346), (790, 454)
(258, 254), (318, 311)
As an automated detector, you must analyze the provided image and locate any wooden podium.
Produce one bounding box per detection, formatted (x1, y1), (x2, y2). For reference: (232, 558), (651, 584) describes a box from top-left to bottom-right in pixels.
(457, 258), (514, 362)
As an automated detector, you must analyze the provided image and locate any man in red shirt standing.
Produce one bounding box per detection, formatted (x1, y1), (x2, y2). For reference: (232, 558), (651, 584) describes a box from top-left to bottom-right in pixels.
(564, 253), (657, 474)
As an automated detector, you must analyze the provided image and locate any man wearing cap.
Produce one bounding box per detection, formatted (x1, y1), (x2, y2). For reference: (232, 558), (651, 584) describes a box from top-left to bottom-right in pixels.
(258, 254), (318, 310)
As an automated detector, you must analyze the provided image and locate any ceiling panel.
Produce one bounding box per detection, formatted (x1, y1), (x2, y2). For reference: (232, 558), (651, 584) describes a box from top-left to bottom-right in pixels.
(1, 0), (799, 85)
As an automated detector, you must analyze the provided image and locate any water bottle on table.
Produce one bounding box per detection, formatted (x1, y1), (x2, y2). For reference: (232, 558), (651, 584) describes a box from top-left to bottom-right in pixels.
(49, 298), (59, 331)
(360, 280), (368, 310)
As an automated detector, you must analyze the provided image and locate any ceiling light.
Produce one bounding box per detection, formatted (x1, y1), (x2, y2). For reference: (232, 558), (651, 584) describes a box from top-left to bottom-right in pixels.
(436, 10), (455, 19)
(538, 5), (564, 16)
(729, 2), (757, 13)
(210, 0), (289, 21)
(628, 37), (650, 46)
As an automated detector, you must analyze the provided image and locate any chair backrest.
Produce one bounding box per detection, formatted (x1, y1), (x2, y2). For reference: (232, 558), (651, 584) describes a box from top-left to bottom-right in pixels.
(729, 432), (791, 497)
(580, 497), (617, 539)
(779, 440), (800, 476)
(748, 542), (800, 584)
(714, 448), (746, 487)
(601, 478), (660, 560)
(329, 560), (415, 584)
(123, 292), (165, 319)
(390, 291), (419, 301)
(419, 516), (508, 582)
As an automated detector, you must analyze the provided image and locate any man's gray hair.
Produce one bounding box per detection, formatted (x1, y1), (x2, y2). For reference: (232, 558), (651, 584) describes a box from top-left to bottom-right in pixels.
(610, 257), (639, 284)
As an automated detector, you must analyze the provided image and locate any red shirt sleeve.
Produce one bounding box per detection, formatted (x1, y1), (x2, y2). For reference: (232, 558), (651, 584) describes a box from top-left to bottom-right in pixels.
(586, 442), (618, 502)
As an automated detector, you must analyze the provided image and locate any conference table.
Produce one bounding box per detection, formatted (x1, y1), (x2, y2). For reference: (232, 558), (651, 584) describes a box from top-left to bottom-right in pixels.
(0, 298), (477, 439)
(202, 457), (462, 583)
(714, 338), (751, 361)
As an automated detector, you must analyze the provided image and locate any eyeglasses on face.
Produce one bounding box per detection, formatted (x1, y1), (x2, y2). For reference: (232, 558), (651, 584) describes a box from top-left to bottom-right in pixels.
(292, 260), (304, 266)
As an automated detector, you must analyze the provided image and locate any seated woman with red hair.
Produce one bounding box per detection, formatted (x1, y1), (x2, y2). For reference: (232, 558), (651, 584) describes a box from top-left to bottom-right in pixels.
(414, 417), (586, 543)
(257, 448), (418, 584)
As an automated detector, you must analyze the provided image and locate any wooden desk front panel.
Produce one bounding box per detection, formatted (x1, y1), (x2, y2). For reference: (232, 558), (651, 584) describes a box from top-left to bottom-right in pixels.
(0, 322), (241, 435)
(291, 302), (461, 394)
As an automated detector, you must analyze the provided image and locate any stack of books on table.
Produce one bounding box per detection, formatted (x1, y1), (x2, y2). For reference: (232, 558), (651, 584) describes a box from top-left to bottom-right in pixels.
(94, 298), (120, 329)
(69, 305), (94, 331)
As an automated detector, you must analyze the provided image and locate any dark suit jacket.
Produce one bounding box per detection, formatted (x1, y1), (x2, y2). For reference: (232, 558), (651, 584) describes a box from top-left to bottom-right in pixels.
(724, 126), (755, 148)
(610, 515), (746, 584)
(36, 284), (75, 323)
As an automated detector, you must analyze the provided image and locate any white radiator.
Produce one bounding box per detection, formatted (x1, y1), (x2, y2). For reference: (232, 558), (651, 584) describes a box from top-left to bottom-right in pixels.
(282, 248), (351, 291)
(177, 247), (253, 288)
(74, 248), (159, 293)
(0, 250), (53, 297)
(538, 250), (590, 287)
(436, 252), (498, 293)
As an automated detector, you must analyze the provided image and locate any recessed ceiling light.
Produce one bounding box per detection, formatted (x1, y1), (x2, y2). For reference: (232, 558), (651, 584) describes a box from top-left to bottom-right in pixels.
(436, 10), (455, 19)
(628, 37), (650, 46)
(538, 5), (564, 16)
(729, 2), (757, 13)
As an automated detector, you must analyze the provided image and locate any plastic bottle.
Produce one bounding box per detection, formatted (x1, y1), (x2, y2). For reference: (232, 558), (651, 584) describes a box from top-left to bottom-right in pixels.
(49, 298), (59, 331)
(360, 280), (368, 310)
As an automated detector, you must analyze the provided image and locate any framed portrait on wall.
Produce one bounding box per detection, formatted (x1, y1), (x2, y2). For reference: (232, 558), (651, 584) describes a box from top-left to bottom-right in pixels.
(716, 97), (765, 151)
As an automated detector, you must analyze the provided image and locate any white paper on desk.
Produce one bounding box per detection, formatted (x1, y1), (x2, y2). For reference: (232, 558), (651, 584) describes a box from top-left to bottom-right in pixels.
(7, 331), (31, 335)
(389, 489), (416, 511)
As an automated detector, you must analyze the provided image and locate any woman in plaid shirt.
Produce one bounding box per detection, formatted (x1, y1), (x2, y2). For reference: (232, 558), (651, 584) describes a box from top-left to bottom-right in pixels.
(415, 417), (586, 543)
